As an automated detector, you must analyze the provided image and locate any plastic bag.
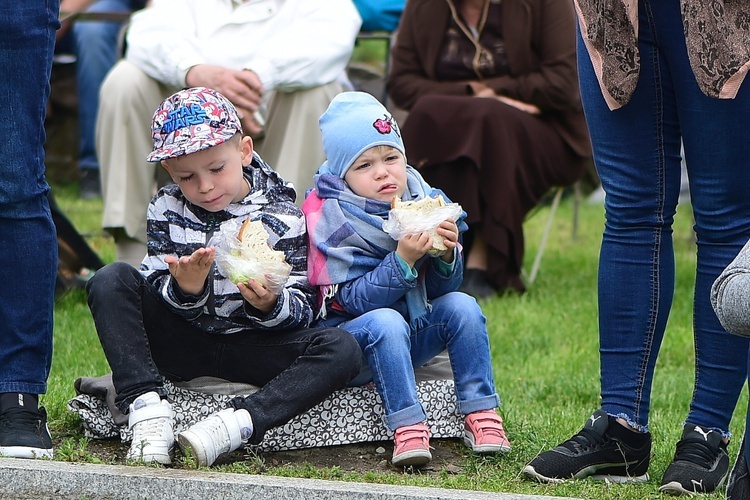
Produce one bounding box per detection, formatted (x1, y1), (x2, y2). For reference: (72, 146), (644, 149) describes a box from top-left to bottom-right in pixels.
(382, 198), (463, 256)
(210, 218), (292, 295)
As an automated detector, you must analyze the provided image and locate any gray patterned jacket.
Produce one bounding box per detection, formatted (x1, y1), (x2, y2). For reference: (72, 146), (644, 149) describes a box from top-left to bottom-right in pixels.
(712, 239), (750, 337)
(140, 153), (315, 334)
(575, 0), (750, 109)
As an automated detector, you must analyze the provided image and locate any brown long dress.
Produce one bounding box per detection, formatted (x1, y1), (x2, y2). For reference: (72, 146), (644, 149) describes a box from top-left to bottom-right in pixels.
(403, 96), (584, 292)
(389, 0), (590, 292)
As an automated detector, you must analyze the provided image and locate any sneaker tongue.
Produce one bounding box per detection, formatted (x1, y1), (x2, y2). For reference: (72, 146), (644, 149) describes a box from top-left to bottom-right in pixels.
(133, 392), (161, 410)
(557, 410), (610, 453)
(674, 425), (725, 467)
(584, 410), (610, 434)
(684, 425), (722, 448)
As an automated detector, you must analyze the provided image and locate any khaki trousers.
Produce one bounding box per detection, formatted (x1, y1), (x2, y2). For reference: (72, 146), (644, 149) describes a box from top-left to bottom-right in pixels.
(97, 59), (341, 249)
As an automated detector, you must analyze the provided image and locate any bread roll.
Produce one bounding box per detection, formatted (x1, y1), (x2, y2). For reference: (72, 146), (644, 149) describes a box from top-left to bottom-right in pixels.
(237, 218), (287, 263)
(391, 195), (448, 256)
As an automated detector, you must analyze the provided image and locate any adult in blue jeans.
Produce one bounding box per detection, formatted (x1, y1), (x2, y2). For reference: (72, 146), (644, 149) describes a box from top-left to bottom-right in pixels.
(523, 0), (750, 495)
(0, 1), (59, 459)
(57, 0), (145, 198)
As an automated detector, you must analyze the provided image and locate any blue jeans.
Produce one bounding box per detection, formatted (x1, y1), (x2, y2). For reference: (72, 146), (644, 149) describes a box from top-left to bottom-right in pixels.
(86, 262), (362, 444)
(578, 0), (750, 436)
(334, 292), (499, 430)
(0, 1), (59, 395)
(67, 0), (134, 171)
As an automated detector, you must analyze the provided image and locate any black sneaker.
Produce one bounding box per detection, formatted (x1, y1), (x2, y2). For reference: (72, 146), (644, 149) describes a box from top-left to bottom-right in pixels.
(523, 409), (651, 483)
(659, 424), (729, 495)
(727, 435), (750, 500)
(0, 406), (54, 459)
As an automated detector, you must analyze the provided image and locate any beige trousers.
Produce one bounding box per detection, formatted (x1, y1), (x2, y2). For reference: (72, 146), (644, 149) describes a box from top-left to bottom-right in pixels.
(96, 59), (341, 256)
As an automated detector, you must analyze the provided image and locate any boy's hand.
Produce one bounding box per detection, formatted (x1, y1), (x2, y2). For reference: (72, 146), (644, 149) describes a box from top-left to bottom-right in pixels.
(396, 232), (433, 267)
(435, 220), (459, 263)
(165, 247), (215, 296)
(237, 279), (278, 314)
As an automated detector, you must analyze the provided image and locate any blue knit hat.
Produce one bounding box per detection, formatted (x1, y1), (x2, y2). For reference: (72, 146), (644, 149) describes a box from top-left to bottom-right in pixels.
(318, 91), (406, 178)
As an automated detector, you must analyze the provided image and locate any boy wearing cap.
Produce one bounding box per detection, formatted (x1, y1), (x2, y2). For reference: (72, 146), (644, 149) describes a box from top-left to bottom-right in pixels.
(85, 87), (361, 467)
(303, 91), (509, 468)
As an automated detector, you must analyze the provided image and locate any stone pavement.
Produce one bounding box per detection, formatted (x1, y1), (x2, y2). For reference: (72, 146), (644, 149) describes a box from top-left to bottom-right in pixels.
(0, 458), (581, 500)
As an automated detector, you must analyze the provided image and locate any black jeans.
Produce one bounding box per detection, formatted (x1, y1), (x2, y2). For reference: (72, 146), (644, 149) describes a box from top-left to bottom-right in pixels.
(86, 262), (361, 444)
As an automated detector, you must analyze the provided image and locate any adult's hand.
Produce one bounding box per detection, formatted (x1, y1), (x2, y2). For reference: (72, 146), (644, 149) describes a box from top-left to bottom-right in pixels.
(467, 81), (495, 98)
(496, 95), (541, 115)
(185, 65), (265, 136)
(468, 81), (541, 115)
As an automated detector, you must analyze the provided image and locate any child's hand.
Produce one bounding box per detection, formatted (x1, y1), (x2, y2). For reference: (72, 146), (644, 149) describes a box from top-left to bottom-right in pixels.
(396, 232), (433, 267)
(435, 220), (459, 263)
(238, 279), (279, 314)
(165, 247), (215, 296)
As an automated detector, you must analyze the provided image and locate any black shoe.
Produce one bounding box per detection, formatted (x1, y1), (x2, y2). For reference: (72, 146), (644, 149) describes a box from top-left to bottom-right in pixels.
(460, 269), (497, 301)
(79, 169), (101, 199)
(0, 406), (54, 459)
(727, 435), (750, 500)
(523, 409), (651, 483)
(659, 424), (729, 495)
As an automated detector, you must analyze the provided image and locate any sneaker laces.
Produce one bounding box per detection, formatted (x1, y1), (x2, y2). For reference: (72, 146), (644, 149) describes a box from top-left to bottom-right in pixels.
(674, 437), (723, 469)
(132, 414), (170, 441)
(561, 427), (608, 453)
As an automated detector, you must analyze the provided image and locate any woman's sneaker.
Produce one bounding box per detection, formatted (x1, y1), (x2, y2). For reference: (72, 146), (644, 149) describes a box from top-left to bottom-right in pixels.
(523, 409), (651, 483)
(178, 408), (253, 467)
(463, 410), (511, 453)
(392, 423), (432, 467)
(0, 406), (53, 459)
(126, 392), (174, 465)
(659, 424), (729, 495)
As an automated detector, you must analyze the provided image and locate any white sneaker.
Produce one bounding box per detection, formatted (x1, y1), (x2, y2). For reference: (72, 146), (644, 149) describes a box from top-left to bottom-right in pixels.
(126, 392), (174, 465)
(177, 408), (253, 467)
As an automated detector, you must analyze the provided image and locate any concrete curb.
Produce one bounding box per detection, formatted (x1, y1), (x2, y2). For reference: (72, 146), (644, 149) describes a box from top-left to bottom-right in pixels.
(0, 458), (580, 499)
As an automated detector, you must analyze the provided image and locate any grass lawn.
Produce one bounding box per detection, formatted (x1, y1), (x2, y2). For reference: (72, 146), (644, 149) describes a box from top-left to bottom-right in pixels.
(45, 180), (747, 499)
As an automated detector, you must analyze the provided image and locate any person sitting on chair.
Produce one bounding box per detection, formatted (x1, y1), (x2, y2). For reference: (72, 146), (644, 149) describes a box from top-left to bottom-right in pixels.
(387, 0), (591, 299)
(96, 0), (362, 266)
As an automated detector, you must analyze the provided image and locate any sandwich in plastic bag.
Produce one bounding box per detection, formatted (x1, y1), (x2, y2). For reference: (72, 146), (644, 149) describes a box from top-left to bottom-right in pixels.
(382, 194), (463, 257)
(211, 217), (292, 294)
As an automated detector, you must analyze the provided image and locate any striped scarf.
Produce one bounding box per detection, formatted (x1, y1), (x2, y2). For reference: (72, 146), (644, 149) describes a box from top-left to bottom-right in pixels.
(303, 166), (451, 329)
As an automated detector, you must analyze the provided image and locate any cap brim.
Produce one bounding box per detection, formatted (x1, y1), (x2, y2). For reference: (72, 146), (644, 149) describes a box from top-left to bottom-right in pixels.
(146, 134), (234, 163)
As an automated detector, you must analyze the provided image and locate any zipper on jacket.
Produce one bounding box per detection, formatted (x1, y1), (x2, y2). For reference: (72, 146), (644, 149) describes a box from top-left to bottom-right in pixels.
(205, 214), (218, 316)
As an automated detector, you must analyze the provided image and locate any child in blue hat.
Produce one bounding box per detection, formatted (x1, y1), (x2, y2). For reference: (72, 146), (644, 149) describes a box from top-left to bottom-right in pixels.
(303, 91), (509, 467)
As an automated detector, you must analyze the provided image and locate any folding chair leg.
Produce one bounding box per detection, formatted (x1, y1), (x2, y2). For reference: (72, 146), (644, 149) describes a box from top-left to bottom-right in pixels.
(524, 186), (563, 286)
(572, 181), (581, 241)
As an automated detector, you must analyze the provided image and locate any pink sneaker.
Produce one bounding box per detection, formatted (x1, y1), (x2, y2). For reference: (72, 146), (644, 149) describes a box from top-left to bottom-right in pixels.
(392, 423), (432, 467)
(464, 410), (511, 453)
